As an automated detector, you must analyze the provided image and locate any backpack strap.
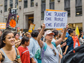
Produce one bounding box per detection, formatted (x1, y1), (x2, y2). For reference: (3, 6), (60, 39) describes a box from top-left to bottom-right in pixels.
(15, 48), (17, 59)
(41, 42), (47, 59)
(0, 52), (5, 62)
(51, 42), (56, 47)
(43, 42), (56, 51)
(43, 42), (47, 51)
(15, 48), (20, 59)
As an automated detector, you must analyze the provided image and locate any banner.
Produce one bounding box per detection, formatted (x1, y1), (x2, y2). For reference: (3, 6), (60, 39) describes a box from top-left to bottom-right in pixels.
(0, 23), (6, 29)
(44, 9), (67, 29)
(28, 24), (35, 33)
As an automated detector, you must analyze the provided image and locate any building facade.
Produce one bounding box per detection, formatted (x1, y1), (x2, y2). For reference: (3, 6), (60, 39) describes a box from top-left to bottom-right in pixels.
(0, 0), (84, 31)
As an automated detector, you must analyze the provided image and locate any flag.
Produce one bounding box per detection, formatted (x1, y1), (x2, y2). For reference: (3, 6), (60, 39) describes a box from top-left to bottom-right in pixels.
(75, 26), (79, 36)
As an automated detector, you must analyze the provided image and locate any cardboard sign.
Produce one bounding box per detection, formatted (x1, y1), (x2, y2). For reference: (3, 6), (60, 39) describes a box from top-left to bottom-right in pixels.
(28, 24), (35, 33)
(0, 23), (6, 29)
(44, 9), (67, 29)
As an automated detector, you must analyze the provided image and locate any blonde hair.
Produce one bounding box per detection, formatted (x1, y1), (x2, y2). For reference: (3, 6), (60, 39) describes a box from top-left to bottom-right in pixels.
(25, 32), (30, 36)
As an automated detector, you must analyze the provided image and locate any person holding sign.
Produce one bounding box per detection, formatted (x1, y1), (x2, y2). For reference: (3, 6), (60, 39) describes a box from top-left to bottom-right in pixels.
(37, 24), (68, 63)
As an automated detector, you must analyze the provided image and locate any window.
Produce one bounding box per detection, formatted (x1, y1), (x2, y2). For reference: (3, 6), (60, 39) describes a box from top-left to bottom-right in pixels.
(76, 0), (82, 6)
(76, 0), (82, 16)
(24, 0), (28, 8)
(41, 12), (44, 20)
(10, 0), (13, 8)
(64, 0), (70, 17)
(4, 0), (7, 12)
(31, 0), (34, 7)
(41, 0), (46, 20)
(50, 0), (54, 9)
(15, 0), (18, 8)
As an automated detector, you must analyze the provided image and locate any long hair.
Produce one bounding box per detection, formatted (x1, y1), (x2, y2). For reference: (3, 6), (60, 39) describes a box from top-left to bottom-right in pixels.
(0, 31), (12, 48)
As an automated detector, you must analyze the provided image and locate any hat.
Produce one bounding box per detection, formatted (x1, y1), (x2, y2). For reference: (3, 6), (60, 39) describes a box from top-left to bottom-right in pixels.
(44, 30), (54, 37)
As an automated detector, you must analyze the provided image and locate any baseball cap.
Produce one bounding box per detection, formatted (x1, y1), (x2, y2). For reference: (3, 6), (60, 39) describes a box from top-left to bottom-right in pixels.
(44, 30), (54, 37)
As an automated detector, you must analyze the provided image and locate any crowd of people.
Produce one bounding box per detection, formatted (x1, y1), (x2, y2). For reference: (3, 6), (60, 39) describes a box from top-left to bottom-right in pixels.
(0, 24), (84, 63)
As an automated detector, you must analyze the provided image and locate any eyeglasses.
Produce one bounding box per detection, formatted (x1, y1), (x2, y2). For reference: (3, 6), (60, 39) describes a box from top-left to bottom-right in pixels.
(52, 49), (56, 56)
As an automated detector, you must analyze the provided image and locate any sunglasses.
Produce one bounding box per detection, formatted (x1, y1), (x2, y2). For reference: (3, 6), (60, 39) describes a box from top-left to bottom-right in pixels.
(52, 49), (56, 56)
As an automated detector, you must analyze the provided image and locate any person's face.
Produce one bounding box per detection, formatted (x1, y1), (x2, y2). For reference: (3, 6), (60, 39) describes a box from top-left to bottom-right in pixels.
(3, 33), (15, 46)
(25, 40), (30, 46)
(15, 34), (19, 39)
(73, 31), (76, 36)
(27, 33), (31, 38)
(45, 34), (53, 41)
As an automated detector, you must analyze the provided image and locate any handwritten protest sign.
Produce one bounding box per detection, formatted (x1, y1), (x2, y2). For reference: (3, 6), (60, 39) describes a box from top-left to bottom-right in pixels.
(0, 23), (6, 29)
(44, 9), (67, 29)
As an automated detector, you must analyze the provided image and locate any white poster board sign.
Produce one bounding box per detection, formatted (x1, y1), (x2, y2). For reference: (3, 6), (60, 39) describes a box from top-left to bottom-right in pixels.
(44, 10), (67, 29)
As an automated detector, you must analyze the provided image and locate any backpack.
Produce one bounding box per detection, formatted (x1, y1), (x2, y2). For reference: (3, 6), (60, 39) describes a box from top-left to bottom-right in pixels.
(61, 45), (84, 63)
(43, 42), (56, 50)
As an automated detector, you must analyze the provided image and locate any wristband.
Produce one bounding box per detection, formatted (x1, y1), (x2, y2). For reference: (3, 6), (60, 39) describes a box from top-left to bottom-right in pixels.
(17, 55), (20, 59)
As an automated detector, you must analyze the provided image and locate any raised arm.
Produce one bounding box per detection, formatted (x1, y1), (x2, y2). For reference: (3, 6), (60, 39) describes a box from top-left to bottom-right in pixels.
(37, 24), (45, 48)
(55, 25), (68, 46)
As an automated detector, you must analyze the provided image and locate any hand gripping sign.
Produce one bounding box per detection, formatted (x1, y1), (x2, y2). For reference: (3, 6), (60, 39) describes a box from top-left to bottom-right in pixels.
(44, 9), (67, 29)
